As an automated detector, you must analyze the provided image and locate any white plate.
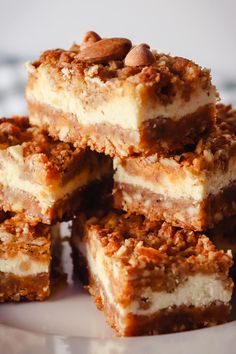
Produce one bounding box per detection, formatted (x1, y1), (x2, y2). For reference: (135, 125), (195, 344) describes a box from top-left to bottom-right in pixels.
(0, 225), (236, 354)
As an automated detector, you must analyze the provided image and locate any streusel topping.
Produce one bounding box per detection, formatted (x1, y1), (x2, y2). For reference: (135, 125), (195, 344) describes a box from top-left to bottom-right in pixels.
(83, 211), (232, 276)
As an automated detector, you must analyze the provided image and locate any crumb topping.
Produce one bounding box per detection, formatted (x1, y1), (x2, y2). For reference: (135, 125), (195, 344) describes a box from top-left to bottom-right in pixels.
(0, 117), (30, 148)
(0, 116), (86, 177)
(31, 46), (213, 102)
(0, 214), (51, 261)
(82, 211), (232, 277)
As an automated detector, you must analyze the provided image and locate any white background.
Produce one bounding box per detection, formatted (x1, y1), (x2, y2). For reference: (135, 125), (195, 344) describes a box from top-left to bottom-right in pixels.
(1, 0), (236, 76)
(0, 0), (235, 115)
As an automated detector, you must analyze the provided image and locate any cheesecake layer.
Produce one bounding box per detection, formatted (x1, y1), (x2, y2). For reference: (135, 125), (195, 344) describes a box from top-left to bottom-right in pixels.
(26, 34), (217, 157)
(0, 254), (48, 276)
(114, 104), (236, 230)
(71, 210), (233, 335)
(0, 214), (51, 302)
(26, 63), (216, 130)
(0, 117), (112, 223)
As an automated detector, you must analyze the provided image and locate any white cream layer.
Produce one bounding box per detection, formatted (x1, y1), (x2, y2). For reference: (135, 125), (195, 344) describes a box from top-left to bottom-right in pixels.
(0, 145), (106, 213)
(26, 64), (216, 130)
(77, 235), (231, 320)
(0, 253), (49, 276)
(113, 157), (236, 201)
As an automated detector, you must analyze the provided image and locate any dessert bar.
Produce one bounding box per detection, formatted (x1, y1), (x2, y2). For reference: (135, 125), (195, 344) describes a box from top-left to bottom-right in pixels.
(26, 32), (217, 158)
(71, 210), (233, 336)
(0, 214), (51, 302)
(0, 116), (112, 223)
(114, 104), (236, 230)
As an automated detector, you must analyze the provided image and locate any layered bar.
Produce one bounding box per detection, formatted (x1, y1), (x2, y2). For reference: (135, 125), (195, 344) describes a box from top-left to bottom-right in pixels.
(26, 32), (217, 158)
(0, 214), (51, 302)
(114, 104), (236, 231)
(0, 116), (112, 223)
(71, 210), (233, 336)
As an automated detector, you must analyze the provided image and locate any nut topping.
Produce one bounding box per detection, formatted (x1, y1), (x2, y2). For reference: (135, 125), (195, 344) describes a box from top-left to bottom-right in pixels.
(124, 44), (155, 67)
(77, 38), (132, 63)
(81, 31), (102, 50)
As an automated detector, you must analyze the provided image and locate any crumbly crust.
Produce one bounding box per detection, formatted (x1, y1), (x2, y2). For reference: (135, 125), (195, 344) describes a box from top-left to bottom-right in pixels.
(77, 211), (233, 281)
(31, 46), (214, 104)
(0, 272), (50, 302)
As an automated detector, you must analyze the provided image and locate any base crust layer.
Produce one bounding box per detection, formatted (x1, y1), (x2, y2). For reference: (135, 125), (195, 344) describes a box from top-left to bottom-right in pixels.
(28, 101), (215, 157)
(0, 272), (50, 302)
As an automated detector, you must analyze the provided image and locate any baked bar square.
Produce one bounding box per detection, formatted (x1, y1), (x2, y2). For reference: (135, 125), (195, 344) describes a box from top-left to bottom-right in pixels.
(26, 33), (217, 158)
(114, 104), (236, 231)
(0, 116), (112, 223)
(71, 210), (233, 336)
(0, 214), (51, 302)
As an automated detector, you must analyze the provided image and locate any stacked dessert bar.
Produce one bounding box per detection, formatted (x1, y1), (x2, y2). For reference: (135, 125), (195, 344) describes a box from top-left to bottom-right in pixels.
(25, 31), (235, 336)
(1, 31), (235, 337)
(0, 116), (112, 301)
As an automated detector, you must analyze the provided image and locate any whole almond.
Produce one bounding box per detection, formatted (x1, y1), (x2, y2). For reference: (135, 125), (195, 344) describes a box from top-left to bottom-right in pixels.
(124, 44), (155, 67)
(81, 31), (102, 50)
(77, 38), (132, 63)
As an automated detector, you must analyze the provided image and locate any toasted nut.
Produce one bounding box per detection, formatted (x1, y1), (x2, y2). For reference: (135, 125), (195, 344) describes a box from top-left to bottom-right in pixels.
(80, 31), (102, 50)
(124, 44), (155, 66)
(77, 38), (132, 63)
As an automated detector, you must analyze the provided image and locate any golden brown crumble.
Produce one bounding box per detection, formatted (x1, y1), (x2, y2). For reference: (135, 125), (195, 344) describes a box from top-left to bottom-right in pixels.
(0, 116), (88, 176)
(80, 211), (233, 277)
(0, 213), (51, 262)
(0, 117), (30, 148)
(32, 45), (213, 102)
